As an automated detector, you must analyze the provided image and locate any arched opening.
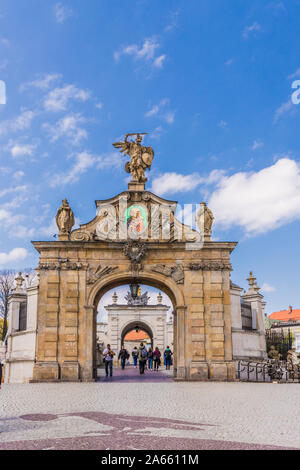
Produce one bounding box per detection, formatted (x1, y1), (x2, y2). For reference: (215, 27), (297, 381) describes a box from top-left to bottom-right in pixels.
(121, 321), (153, 358)
(93, 277), (177, 380)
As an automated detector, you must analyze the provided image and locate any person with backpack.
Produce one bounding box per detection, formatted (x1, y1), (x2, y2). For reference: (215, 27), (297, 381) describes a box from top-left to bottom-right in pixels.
(164, 346), (173, 370)
(132, 347), (138, 368)
(153, 347), (161, 371)
(118, 345), (129, 370)
(147, 347), (153, 371)
(138, 342), (147, 375)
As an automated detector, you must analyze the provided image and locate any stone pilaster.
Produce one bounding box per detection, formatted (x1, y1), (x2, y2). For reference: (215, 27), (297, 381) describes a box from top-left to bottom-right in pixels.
(175, 306), (187, 379)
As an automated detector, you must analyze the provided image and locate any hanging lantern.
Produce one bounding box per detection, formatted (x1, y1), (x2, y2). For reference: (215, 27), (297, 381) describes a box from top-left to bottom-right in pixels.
(130, 283), (139, 299)
(135, 325), (140, 333)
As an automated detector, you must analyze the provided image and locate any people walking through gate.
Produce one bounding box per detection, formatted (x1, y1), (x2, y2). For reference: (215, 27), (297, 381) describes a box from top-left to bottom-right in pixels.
(164, 346), (173, 370)
(118, 345), (129, 370)
(138, 342), (148, 375)
(132, 347), (138, 368)
(147, 347), (153, 370)
(103, 344), (115, 377)
(153, 347), (161, 371)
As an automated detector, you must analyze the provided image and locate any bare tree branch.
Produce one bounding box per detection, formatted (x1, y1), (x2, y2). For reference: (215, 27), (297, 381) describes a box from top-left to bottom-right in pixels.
(0, 270), (16, 341)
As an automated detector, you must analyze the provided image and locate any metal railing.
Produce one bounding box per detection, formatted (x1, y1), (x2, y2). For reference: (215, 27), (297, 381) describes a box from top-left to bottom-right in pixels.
(236, 359), (300, 383)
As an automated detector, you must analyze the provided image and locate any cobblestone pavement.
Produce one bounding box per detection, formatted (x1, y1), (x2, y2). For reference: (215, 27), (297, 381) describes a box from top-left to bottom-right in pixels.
(97, 364), (173, 382)
(0, 369), (299, 450)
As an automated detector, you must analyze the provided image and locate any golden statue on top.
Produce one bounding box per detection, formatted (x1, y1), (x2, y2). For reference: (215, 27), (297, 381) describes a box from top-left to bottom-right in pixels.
(113, 133), (154, 183)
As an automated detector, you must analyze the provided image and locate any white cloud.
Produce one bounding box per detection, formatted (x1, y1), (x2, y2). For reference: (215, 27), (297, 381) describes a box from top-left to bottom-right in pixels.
(164, 10), (180, 32)
(274, 99), (294, 122)
(243, 22), (261, 38)
(95, 102), (103, 109)
(44, 84), (90, 112)
(288, 68), (300, 80)
(8, 142), (37, 158)
(50, 151), (122, 187)
(149, 126), (164, 140)
(151, 158), (300, 236)
(153, 54), (166, 69)
(20, 73), (62, 91)
(0, 110), (36, 136)
(13, 171), (25, 181)
(0, 185), (28, 198)
(218, 120), (228, 128)
(151, 172), (201, 196)
(145, 98), (175, 124)
(208, 158), (300, 234)
(261, 283), (276, 293)
(252, 140), (264, 150)
(43, 113), (88, 145)
(114, 37), (166, 69)
(38, 218), (58, 238)
(0, 248), (28, 266)
(54, 3), (73, 23)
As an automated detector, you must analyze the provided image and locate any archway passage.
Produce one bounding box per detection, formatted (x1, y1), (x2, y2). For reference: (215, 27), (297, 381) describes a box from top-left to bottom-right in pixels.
(96, 283), (174, 381)
(122, 322), (153, 364)
(122, 321), (153, 347)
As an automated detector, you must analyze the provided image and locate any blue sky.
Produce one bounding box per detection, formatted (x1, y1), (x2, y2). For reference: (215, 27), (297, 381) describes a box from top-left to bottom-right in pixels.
(0, 0), (300, 314)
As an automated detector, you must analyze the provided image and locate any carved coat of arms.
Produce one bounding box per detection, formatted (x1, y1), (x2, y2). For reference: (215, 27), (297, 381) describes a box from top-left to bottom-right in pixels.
(123, 242), (147, 264)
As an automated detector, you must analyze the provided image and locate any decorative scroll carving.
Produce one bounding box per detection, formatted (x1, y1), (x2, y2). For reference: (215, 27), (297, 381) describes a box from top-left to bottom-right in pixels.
(70, 230), (91, 242)
(151, 264), (184, 284)
(87, 265), (118, 285)
(189, 262), (232, 271)
(123, 241), (147, 264)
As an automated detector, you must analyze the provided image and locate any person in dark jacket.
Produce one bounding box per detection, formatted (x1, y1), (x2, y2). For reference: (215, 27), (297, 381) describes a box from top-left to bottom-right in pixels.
(147, 347), (153, 370)
(164, 346), (173, 370)
(118, 345), (129, 370)
(132, 347), (138, 368)
(153, 347), (161, 371)
(138, 343), (147, 375)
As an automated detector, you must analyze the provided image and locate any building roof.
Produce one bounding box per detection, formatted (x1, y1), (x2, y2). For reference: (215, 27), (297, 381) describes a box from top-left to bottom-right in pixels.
(124, 330), (150, 342)
(269, 308), (300, 322)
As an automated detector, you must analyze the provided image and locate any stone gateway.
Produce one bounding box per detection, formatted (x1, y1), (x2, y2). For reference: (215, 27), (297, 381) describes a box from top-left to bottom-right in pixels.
(5, 136), (267, 383)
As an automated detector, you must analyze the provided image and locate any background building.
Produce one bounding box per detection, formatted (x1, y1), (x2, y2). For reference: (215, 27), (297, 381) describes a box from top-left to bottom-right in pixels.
(96, 286), (173, 364)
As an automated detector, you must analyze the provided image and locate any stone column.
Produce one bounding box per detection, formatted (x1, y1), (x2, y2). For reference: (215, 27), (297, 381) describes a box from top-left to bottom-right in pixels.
(81, 304), (94, 381)
(33, 268), (60, 381)
(175, 306), (187, 379)
(173, 311), (177, 377)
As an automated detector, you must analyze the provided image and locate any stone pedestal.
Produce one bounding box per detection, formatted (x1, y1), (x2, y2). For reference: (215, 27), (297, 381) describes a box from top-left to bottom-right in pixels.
(32, 362), (60, 381)
(61, 362), (80, 381)
(128, 182), (145, 191)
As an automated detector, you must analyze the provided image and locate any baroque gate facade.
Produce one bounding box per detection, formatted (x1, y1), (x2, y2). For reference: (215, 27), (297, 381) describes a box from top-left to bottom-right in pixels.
(32, 135), (237, 382)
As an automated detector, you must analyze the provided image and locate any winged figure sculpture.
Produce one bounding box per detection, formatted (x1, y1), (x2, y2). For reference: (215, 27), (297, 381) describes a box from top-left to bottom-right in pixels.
(113, 133), (154, 183)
